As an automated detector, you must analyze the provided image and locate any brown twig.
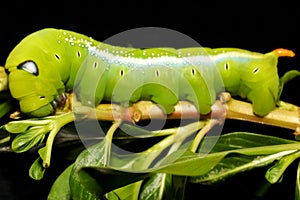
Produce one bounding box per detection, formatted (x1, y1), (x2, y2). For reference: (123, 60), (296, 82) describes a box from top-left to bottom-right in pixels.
(65, 92), (300, 135)
(223, 95), (300, 135)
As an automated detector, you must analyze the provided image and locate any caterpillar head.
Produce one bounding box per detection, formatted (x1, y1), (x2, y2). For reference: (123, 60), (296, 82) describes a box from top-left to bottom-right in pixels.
(6, 60), (65, 117)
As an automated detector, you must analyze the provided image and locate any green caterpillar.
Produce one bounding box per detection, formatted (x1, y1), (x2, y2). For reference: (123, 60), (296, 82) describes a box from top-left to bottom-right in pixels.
(0, 28), (296, 118)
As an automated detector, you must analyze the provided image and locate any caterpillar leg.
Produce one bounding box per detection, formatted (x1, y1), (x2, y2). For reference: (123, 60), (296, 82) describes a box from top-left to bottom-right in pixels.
(154, 103), (176, 115)
(277, 101), (299, 111)
(150, 97), (177, 114)
(248, 88), (276, 117)
(183, 85), (216, 115)
(142, 84), (178, 114)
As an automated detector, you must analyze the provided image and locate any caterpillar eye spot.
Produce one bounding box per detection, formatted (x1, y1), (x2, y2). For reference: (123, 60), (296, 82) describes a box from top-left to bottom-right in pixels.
(225, 63), (229, 71)
(40, 96), (45, 99)
(17, 61), (39, 76)
(120, 69), (124, 76)
(55, 54), (60, 60)
(155, 70), (160, 77)
(253, 67), (260, 74)
(93, 62), (98, 68)
(77, 51), (81, 57)
(191, 68), (196, 76)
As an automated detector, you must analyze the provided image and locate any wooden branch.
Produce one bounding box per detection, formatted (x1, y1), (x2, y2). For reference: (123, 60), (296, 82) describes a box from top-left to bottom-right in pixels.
(65, 93), (300, 135)
(224, 97), (300, 135)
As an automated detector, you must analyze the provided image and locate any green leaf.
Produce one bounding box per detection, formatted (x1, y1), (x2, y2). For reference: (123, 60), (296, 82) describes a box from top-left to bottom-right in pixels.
(47, 164), (73, 200)
(0, 101), (14, 119)
(11, 126), (47, 152)
(188, 132), (299, 184)
(190, 150), (297, 184)
(279, 70), (300, 98)
(66, 130), (300, 199)
(139, 173), (171, 200)
(6, 112), (76, 169)
(67, 120), (206, 199)
(4, 118), (52, 134)
(280, 70), (300, 85)
(4, 121), (33, 133)
(265, 150), (300, 184)
(69, 140), (150, 200)
(0, 126), (10, 147)
(29, 157), (46, 180)
(296, 161), (300, 200)
(156, 150), (228, 176)
(198, 132), (297, 154)
(107, 180), (143, 200)
(119, 123), (178, 138)
(119, 123), (158, 138)
(72, 167), (148, 200)
(138, 173), (187, 200)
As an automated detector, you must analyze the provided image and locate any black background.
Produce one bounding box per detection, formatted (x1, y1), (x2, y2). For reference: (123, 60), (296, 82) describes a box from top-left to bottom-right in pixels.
(0, 1), (299, 199)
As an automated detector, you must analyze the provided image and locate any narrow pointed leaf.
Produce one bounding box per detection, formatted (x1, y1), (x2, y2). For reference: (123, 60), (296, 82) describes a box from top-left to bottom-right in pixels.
(265, 150), (300, 184)
(107, 180), (143, 200)
(0, 101), (14, 119)
(139, 173), (171, 200)
(11, 126), (47, 152)
(296, 161), (300, 200)
(189, 132), (299, 183)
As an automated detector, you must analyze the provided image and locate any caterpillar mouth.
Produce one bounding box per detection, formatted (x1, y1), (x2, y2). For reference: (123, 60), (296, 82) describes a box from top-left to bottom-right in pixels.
(51, 93), (68, 111)
(20, 95), (55, 117)
(26, 103), (55, 117)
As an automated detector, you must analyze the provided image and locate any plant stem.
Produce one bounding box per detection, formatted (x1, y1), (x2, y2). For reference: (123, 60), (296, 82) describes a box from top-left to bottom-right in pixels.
(66, 92), (300, 135)
(224, 96), (300, 135)
(143, 121), (207, 168)
(103, 120), (122, 166)
(40, 112), (75, 168)
(189, 119), (220, 152)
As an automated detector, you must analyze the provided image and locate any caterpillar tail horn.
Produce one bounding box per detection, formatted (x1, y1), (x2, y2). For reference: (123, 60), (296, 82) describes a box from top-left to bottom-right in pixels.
(272, 48), (295, 57)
